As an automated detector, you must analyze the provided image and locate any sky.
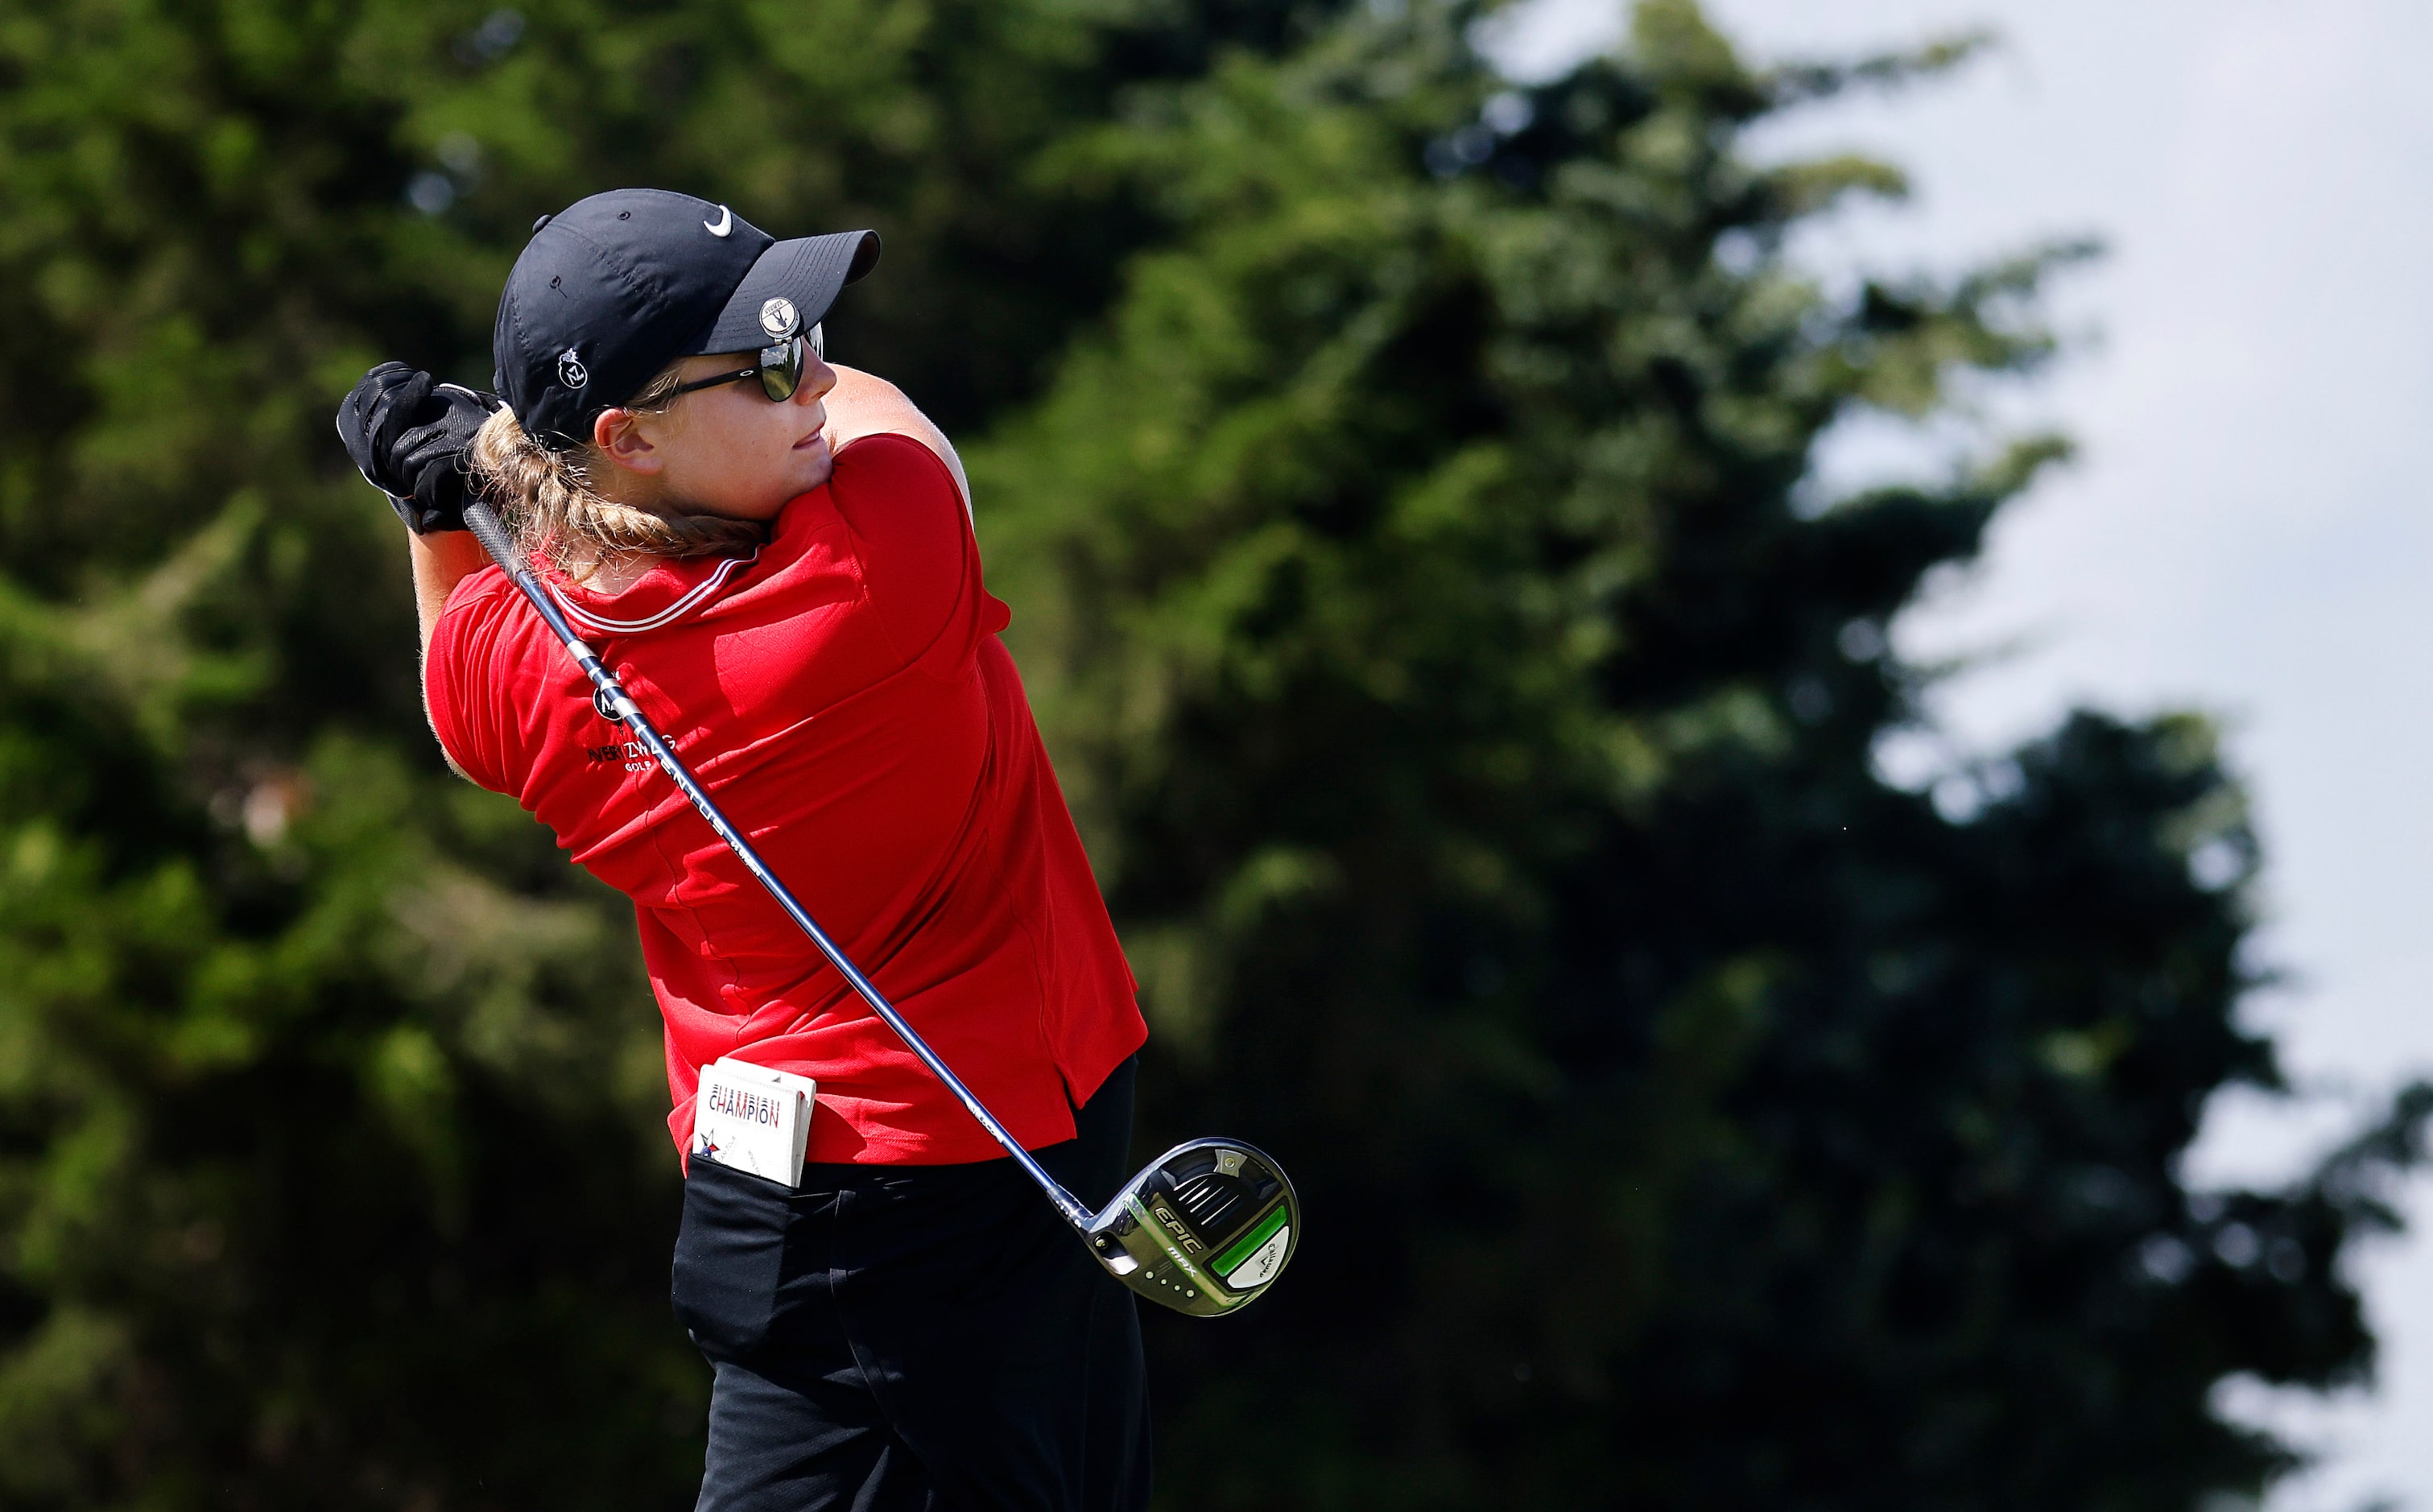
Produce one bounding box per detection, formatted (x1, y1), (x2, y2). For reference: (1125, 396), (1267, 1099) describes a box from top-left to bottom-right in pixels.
(1481, 1), (2433, 1506)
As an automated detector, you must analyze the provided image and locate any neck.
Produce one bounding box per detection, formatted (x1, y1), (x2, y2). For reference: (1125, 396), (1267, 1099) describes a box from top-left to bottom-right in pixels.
(562, 547), (659, 596)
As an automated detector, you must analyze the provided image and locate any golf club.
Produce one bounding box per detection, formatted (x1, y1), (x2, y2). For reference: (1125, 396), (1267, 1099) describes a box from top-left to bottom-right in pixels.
(460, 497), (1299, 1317)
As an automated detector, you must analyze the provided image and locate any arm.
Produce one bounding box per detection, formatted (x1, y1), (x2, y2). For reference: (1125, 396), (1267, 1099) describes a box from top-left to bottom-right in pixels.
(339, 363), (499, 775)
(411, 529), (494, 759)
(823, 364), (973, 521)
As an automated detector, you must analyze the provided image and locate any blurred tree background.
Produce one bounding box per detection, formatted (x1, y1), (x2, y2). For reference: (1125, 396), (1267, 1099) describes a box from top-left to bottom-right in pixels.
(0, 0), (2419, 1507)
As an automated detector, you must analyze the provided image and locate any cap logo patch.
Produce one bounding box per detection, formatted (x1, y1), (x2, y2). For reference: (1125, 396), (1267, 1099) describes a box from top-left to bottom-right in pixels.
(758, 297), (799, 340)
(557, 348), (589, 389)
(704, 204), (733, 238)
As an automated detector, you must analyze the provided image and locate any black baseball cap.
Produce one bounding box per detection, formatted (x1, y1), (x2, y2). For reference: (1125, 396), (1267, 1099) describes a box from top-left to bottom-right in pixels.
(492, 188), (880, 450)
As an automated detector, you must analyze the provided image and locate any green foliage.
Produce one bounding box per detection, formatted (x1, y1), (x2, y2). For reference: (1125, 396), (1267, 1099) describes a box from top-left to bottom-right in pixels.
(0, 0), (1342, 1504)
(0, 0), (2416, 1506)
(980, 3), (2428, 1507)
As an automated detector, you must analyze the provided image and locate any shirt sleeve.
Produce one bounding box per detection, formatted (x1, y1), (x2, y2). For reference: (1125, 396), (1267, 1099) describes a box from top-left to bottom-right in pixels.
(825, 433), (981, 668)
(422, 572), (519, 795)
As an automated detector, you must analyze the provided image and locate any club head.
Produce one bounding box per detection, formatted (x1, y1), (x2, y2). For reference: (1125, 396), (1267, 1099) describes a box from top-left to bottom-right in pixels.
(1081, 1138), (1299, 1316)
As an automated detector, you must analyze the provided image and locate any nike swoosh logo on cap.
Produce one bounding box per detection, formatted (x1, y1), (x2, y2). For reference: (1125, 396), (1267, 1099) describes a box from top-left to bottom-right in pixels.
(704, 205), (733, 238)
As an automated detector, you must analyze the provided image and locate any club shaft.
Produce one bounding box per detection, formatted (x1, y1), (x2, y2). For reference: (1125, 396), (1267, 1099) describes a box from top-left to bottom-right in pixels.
(461, 501), (1092, 1230)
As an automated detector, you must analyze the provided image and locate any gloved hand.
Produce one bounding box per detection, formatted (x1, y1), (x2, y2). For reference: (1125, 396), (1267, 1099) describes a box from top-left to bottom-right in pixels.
(335, 361), (502, 534)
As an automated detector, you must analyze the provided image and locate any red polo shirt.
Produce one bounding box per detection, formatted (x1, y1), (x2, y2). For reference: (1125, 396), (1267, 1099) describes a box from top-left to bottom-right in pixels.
(424, 433), (1146, 1164)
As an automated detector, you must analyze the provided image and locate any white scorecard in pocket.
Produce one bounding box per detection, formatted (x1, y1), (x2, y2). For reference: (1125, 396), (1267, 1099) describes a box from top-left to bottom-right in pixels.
(692, 1059), (818, 1188)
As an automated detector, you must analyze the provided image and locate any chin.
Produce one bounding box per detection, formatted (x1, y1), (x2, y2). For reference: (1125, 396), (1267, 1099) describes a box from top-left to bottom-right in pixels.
(790, 445), (836, 497)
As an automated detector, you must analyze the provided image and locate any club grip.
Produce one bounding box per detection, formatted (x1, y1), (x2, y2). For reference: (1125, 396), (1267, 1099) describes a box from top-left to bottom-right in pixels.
(461, 498), (521, 576)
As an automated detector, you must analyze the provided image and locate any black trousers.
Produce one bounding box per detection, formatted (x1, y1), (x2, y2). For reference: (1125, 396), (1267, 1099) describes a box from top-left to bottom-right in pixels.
(673, 1058), (1150, 1511)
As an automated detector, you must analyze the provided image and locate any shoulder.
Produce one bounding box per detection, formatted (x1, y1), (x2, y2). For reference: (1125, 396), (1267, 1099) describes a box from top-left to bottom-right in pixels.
(825, 436), (975, 663)
(821, 365), (971, 514)
(826, 433), (969, 553)
(428, 565), (525, 659)
(830, 432), (961, 502)
(439, 562), (518, 615)
(828, 434), (967, 556)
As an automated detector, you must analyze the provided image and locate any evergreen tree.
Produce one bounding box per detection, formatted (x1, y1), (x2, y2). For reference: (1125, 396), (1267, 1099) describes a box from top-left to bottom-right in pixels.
(0, 0), (1340, 1504)
(0, 0), (2416, 1506)
(979, 4), (2429, 1507)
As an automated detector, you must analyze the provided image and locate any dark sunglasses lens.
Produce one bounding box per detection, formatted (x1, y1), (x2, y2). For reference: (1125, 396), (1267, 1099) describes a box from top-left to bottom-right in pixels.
(757, 334), (803, 402)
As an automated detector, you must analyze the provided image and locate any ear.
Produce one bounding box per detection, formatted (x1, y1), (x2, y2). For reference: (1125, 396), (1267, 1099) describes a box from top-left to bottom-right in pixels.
(593, 407), (664, 476)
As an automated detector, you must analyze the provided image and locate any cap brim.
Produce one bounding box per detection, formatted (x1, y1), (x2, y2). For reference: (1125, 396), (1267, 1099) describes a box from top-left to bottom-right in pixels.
(688, 229), (881, 356)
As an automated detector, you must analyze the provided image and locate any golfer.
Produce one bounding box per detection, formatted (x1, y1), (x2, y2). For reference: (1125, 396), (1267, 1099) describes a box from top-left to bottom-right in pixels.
(337, 189), (1151, 1511)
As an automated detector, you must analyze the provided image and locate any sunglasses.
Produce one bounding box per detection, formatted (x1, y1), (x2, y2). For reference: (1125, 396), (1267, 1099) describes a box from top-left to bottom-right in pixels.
(671, 324), (824, 403)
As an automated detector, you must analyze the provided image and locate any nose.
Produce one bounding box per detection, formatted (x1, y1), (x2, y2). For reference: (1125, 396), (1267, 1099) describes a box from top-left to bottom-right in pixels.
(796, 353), (838, 406)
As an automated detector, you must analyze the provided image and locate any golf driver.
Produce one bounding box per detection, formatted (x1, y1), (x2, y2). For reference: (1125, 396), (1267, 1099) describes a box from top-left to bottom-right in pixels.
(460, 498), (1299, 1317)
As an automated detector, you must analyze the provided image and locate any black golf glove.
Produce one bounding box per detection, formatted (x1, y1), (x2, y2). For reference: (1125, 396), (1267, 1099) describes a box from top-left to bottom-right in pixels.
(336, 361), (502, 534)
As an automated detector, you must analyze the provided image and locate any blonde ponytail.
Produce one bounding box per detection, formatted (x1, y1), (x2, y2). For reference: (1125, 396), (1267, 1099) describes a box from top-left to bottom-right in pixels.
(468, 373), (764, 580)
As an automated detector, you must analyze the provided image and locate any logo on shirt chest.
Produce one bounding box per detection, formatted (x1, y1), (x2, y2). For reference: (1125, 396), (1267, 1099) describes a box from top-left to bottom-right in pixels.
(587, 737), (655, 774)
(582, 688), (654, 774)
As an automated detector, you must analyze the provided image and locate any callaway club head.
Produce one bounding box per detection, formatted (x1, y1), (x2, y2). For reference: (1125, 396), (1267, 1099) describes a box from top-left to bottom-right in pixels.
(1081, 1138), (1299, 1316)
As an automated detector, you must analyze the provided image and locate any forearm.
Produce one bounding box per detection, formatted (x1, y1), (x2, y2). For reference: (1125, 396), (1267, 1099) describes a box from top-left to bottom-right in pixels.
(824, 364), (973, 518)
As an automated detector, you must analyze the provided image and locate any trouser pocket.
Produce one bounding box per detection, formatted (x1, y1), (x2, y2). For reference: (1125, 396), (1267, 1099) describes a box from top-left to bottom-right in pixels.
(671, 1158), (795, 1361)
